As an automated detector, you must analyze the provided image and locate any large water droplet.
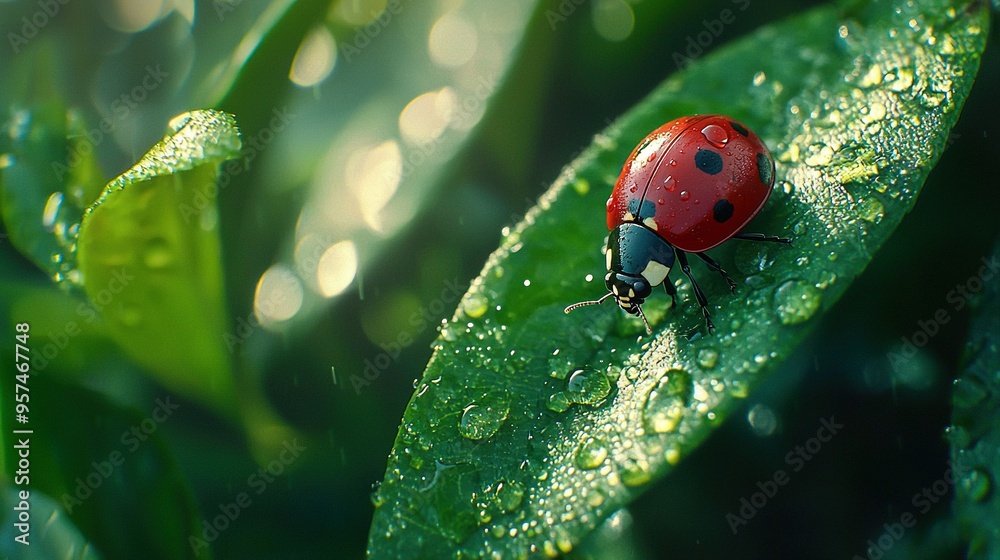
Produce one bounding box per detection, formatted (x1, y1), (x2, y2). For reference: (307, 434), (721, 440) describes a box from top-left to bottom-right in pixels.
(494, 479), (525, 512)
(459, 403), (508, 440)
(566, 369), (612, 406)
(575, 437), (608, 470)
(747, 403), (778, 436)
(42, 191), (65, 231)
(953, 376), (988, 409)
(701, 123), (729, 148)
(960, 468), (991, 503)
(662, 175), (676, 191)
(774, 280), (822, 325)
(697, 348), (719, 369)
(462, 292), (488, 319)
(856, 197), (885, 223)
(643, 369), (691, 433)
(546, 392), (570, 413)
(620, 457), (652, 487)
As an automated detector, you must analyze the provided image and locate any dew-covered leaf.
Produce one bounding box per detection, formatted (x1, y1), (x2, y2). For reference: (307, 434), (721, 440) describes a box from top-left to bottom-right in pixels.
(951, 237), (1000, 556)
(76, 110), (241, 414)
(368, 0), (989, 557)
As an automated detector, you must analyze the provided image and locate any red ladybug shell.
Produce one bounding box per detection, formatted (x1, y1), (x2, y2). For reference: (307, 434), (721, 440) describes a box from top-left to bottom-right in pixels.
(606, 115), (775, 253)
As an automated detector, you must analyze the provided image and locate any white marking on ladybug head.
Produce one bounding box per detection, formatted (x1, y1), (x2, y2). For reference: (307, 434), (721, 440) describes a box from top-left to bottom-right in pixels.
(623, 211), (635, 222)
(606, 248), (613, 271)
(612, 284), (620, 296)
(640, 260), (670, 287)
(643, 217), (658, 230)
(628, 287), (635, 298)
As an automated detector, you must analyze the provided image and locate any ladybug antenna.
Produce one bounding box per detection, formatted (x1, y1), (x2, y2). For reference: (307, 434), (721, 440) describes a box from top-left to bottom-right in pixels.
(564, 292), (614, 314)
(634, 305), (653, 335)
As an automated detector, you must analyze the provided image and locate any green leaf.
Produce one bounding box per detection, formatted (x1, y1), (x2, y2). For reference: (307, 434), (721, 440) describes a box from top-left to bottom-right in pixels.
(0, 103), (105, 283)
(76, 110), (242, 415)
(0, 377), (207, 560)
(0, 487), (104, 560)
(368, 0), (989, 557)
(951, 238), (1000, 556)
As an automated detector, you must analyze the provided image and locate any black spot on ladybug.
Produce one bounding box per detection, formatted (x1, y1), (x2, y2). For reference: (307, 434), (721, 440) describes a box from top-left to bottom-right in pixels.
(730, 121), (749, 137)
(757, 153), (773, 185)
(627, 197), (657, 220)
(695, 149), (723, 175)
(713, 199), (734, 223)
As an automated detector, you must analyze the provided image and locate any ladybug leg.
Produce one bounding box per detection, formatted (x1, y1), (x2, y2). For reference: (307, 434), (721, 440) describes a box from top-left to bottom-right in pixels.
(733, 232), (793, 245)
(695, 252), (737, 293)
(675, 250), (715, 333)
(663, 272), (678, 308)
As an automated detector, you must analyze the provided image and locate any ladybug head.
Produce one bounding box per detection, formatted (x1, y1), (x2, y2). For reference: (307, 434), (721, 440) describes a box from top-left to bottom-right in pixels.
(606, 272), (652, 314)
(564, 271), (653, 334)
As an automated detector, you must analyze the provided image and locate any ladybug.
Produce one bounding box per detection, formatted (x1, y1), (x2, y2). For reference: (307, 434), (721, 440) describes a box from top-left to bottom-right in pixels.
(565, 115), (791, 334)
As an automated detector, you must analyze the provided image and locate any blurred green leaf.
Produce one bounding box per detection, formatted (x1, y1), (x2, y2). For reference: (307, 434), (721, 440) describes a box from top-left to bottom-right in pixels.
(368, 0), (989, 556)
(0, 103), (104, 282)
(77, 110), (241, 415)
(951, 237), (1000, 557)
(0, 377), (207, 560)
(0, 487), (104, 560)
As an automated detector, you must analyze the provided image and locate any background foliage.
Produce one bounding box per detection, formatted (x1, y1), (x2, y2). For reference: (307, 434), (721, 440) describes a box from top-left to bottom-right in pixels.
(0, 0), (997, 558)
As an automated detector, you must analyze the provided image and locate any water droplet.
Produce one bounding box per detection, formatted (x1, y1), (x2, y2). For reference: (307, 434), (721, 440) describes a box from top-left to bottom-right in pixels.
(575, 437), (608, 470)
(142, 238), (173, 269)
(960, 468), (991, 503)
(462, 293), (488, 319)
(662, 175), (676, 191)
(494, 479), (525, 512)
(643, 369), (691, 434)
(586, 488), (606, 507)
(566, 369), (612, 406)
(546, 392), (570, 413)
(953, 377), (988, 409)
(747, 403), (778, 436)
(856, 197), (885, 223)
(459, 403), (508, 440)
(697, 348), (719, 369)
(774, 280), (822, 325)
(701, 123), (729, 148)
(679, 190), (690, 201)
(792, 221), (807, 235)
(620, 458), (652, 487)
(646, 151), (657, 163)
(42, 192), (64, 231)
